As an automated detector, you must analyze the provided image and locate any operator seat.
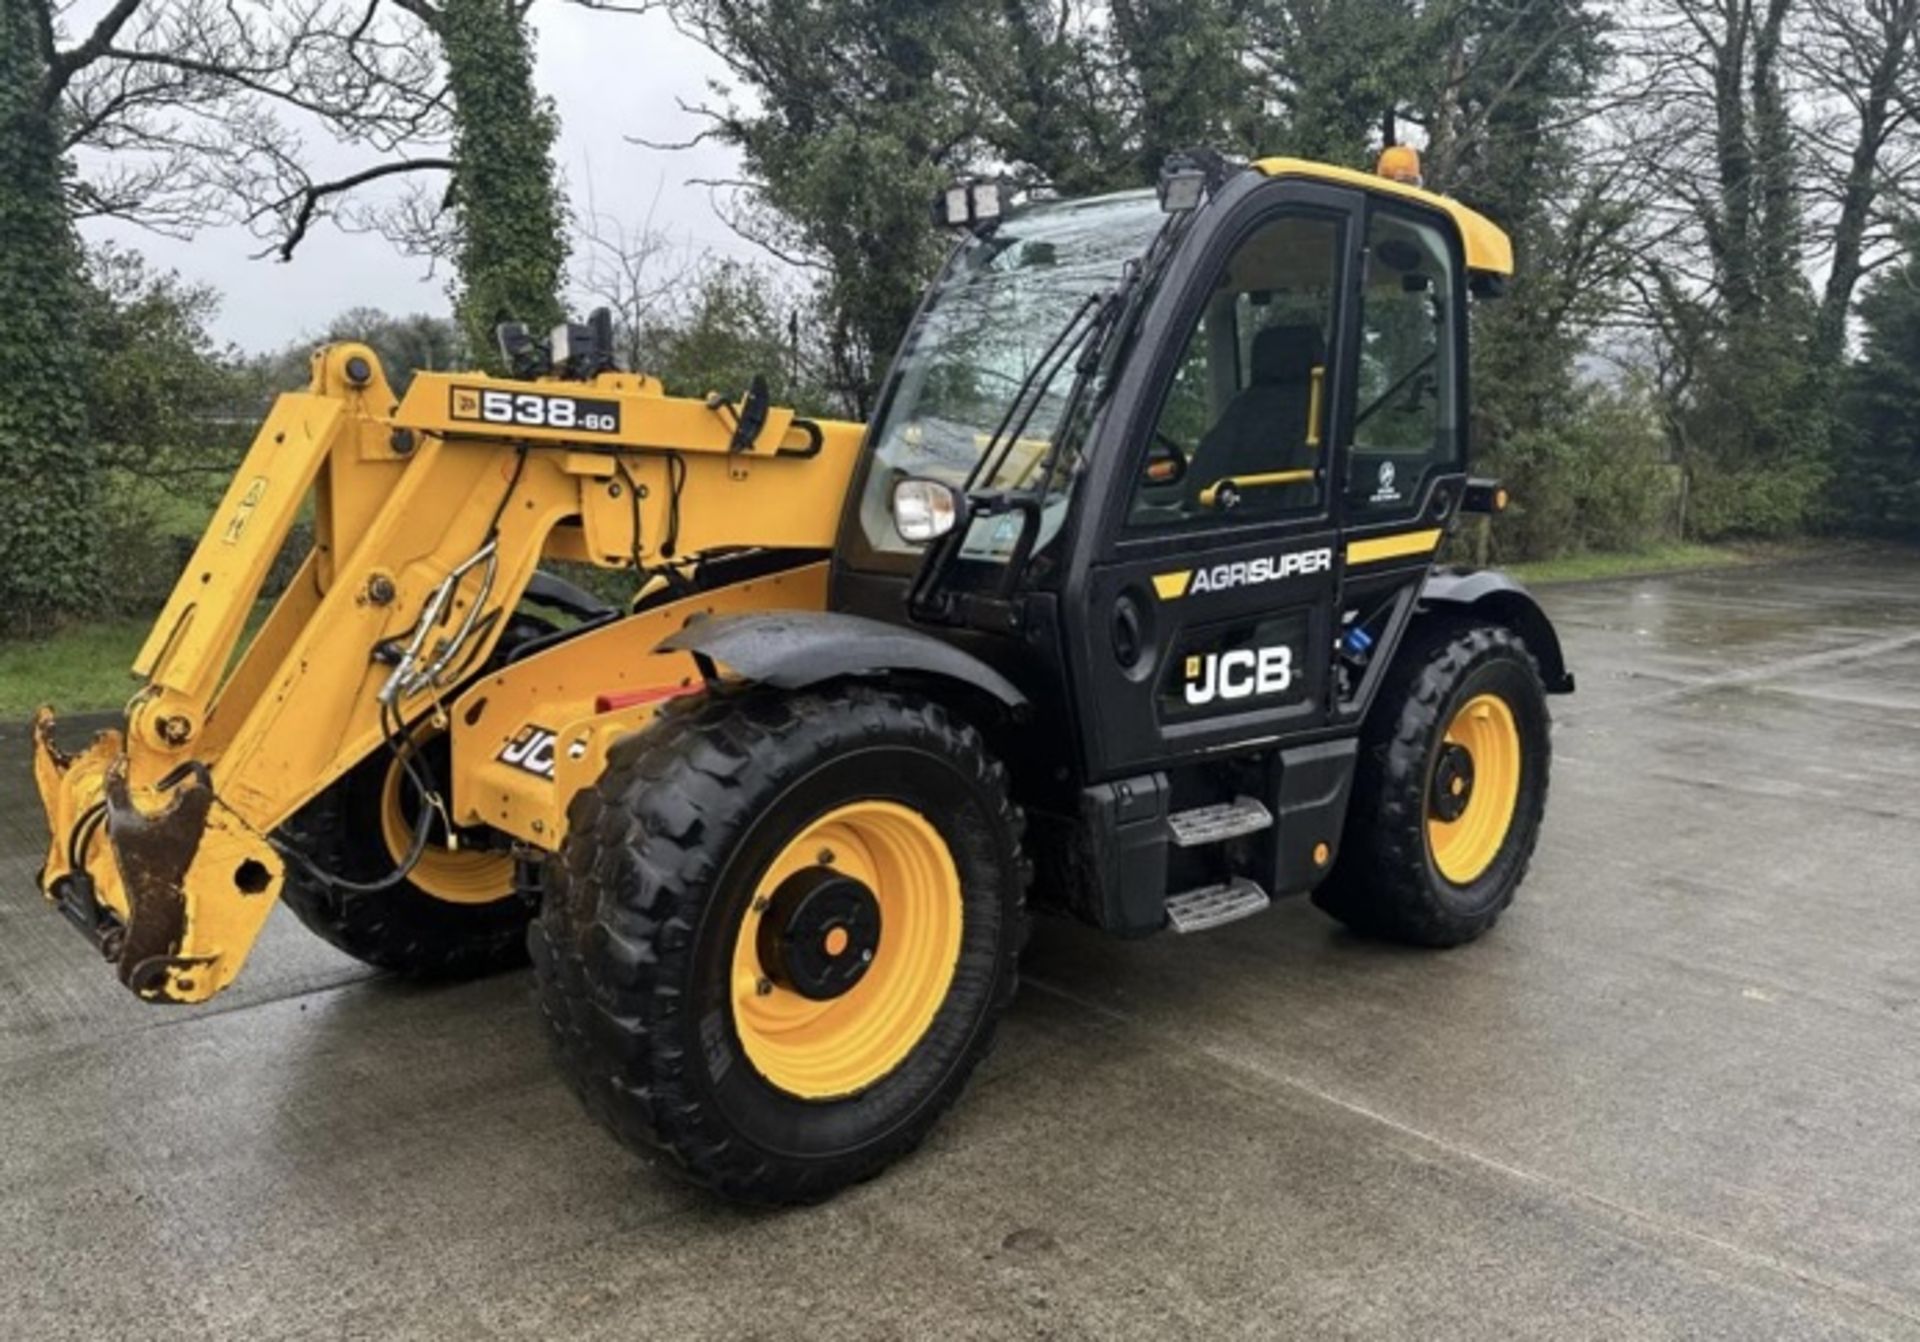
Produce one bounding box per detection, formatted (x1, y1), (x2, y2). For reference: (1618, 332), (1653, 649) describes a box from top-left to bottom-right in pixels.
(1184, 323), (1325, 515)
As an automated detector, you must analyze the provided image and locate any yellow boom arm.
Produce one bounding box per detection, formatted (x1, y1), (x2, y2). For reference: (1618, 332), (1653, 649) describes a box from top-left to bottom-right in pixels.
(32, 344), (863, 1003)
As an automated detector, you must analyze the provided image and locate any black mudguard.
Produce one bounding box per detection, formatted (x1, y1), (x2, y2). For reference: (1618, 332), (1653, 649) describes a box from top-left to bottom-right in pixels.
(524, 568), (615, 621)
(660, 611), (1029, 710)
(1420, 568), (1575, 693)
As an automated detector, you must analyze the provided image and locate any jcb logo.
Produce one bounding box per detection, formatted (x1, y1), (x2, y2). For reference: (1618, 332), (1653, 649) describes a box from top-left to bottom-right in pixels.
(498, 725), (560, 779)
(1184, 645), (1295, 706)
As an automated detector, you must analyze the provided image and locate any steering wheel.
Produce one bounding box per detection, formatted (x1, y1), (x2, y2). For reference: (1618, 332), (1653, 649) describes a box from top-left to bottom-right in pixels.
(1356, 350), (1438, 429)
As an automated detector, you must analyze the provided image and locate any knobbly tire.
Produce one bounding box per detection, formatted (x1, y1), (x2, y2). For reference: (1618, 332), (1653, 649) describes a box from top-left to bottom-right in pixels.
(1313, 619), (1551, 947)
(274, 613), (557, 978)
(276, 742), (532, 978)
(530, 684), (1028, 1205)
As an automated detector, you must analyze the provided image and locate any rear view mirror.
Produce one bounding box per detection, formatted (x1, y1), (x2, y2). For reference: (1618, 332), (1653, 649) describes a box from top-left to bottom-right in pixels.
(1143, 438), (1188, 488)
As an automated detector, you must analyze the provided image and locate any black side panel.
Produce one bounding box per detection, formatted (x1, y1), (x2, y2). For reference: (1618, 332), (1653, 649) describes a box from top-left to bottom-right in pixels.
(1030, 774), (1173, 937)
(1265, 739), (1358, 896)
(660, 611), (1030, 708)
(1420, 568), (1575, 693)
(1085, 774), (1174, 935)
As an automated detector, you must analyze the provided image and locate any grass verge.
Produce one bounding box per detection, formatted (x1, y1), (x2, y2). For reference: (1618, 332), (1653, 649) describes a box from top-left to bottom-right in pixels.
(0, 602), (272, 720)
(1508, 541), (1754, 585)
(0, 617), (155, 719)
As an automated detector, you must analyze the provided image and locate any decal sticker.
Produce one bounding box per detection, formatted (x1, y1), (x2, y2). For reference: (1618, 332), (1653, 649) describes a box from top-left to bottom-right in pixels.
(1152, 571), (1192, 600)
(1159, 611), (1315, 720)
(222, 477), (270, 545)
(1368, 459), (1404, 505)
(496, 725), (587, 779)
(451, 387), (621, 435)
(1345, 528), (1444, 566)
(1152, 547), (1332, 600)
(1182, 645), (1295, 706)
(497, 725), (558, 779)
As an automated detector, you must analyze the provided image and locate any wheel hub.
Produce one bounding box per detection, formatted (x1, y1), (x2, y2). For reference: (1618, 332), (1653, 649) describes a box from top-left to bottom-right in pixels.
(1426, 693), (1523, 886)
(757, 868), (882, 1001)
(729, 800), (964, 1101)
(1430, 743), (1476, 823)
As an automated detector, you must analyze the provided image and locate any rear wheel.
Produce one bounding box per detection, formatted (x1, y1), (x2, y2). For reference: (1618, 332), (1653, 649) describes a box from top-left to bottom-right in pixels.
(530, 684), (1027, 1204)
(1312, 620), (1550, 947)
(275, 612), (557, 977)
(276, 733), (531, 978)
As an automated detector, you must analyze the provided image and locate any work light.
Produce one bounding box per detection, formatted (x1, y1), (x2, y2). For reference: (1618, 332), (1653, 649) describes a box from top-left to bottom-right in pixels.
(550, 320), (582, 374)
(495, 321), (545, 380)
(933, 179), (1014, 233)
(1158, 155), (1209, 213)
(550, 308), (616, 380)
(891, 477), (965, 543)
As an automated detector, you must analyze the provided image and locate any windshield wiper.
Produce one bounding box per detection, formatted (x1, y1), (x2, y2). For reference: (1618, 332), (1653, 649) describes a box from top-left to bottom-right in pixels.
(910, 212), (1193, 623)
(904, 297), (1103, 622)
(965, 292), (1105, 496)
(1025, 211), (1192, 500)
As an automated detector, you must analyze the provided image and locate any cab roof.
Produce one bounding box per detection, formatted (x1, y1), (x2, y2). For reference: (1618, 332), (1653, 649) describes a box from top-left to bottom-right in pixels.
(1251, 157), (1514, 277)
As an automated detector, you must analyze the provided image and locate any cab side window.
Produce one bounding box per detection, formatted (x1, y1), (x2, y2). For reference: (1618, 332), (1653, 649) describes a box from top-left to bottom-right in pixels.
(1130, 214), (1341, 528)
(1348, 210), (1459, 517)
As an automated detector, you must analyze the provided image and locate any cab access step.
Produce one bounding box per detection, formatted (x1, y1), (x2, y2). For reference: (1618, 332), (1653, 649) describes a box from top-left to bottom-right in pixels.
(1165, 877), (1272, 933)
(1167, 796), (1273, 847)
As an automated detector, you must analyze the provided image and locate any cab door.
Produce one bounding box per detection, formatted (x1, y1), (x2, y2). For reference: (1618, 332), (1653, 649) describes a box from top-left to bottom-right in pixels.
(1062, 181), (1361, 780)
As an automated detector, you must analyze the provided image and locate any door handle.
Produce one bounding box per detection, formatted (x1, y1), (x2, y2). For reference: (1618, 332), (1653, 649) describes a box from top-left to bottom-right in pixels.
(1306, 365), (1325, 448)
(1112, 593), (1146, 669)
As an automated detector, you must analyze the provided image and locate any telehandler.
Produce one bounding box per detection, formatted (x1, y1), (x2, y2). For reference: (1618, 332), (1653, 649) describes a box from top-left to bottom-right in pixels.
(33, 147), (1572, 1203)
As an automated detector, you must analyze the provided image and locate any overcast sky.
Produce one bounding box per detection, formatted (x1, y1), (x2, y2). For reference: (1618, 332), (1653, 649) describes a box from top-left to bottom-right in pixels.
(80, 5), (754, 354)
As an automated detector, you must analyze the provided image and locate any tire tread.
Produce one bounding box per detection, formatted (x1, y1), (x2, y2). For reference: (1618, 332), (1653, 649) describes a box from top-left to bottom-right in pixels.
(531, 683), (1027, 1204)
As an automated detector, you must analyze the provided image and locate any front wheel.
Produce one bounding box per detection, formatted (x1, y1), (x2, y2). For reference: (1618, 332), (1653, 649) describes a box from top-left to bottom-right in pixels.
(1312, 620), (1551, 947)
(531, 685), (1028, 1204)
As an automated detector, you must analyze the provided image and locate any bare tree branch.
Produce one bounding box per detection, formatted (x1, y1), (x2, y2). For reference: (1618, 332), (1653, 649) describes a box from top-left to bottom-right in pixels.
(272, 157), (456, 260)
(42, 0), (148, 105)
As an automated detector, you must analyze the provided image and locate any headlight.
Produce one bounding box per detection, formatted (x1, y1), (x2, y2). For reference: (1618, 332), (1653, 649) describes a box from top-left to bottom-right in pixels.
(891, 478), (965, 543)
(549, 320), (578, 372)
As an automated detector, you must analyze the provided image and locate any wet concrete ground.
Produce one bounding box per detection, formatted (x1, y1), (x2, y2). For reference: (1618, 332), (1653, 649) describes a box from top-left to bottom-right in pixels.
(5, 550), (1920, 1340)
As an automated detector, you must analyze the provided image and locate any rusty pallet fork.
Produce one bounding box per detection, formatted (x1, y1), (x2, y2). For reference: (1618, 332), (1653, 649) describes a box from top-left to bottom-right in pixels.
(33, 342), (863, 1003)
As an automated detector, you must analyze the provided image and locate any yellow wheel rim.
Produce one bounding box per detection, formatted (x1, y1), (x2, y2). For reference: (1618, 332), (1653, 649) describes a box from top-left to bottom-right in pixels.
(378, 748), (515, 906)
(1426, 693), (1523, 886)
(730, 801), (964, 1101)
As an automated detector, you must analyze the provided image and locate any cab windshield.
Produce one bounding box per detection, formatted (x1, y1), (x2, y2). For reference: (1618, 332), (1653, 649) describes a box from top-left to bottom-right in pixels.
(856, 190), (1166, 562)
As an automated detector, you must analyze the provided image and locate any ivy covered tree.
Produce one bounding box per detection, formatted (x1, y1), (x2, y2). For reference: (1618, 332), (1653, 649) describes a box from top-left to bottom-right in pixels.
(216, 0), (569, 369)
(0, 0), (444, 630)
(399, 0), (569, 362)
(0, 0), (94, 631)
(21, 0), (568, 374)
